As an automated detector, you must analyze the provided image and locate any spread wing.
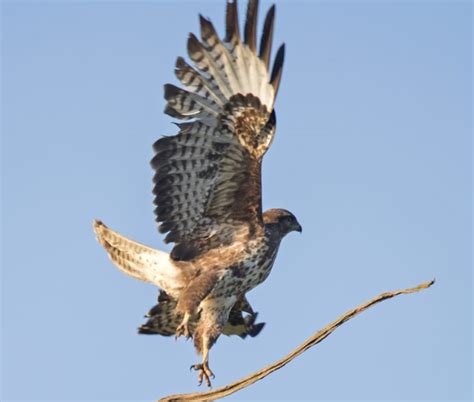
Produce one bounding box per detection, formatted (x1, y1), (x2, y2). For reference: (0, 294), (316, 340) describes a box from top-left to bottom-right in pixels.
(151, 0), (285, 261)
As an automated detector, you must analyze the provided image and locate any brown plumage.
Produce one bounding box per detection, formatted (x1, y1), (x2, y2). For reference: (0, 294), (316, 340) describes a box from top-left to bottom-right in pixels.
(94, 0), (301, 387)
(138, 291), (264, 339)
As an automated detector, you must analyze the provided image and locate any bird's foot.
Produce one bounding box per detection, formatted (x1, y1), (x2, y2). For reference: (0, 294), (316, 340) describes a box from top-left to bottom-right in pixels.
(175, 321), (191, 340)
(190, 362), (215, 387)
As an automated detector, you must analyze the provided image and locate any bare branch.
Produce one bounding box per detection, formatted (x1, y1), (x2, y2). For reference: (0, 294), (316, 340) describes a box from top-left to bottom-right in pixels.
(159, 279), (435, 402)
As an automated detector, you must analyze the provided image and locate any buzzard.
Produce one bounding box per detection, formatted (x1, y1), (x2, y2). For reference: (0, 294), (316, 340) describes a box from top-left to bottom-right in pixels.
(94, 0), (301, 387)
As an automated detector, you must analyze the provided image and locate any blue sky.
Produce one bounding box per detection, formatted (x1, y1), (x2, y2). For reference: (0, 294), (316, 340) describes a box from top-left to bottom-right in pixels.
(1, 0), (472, 400)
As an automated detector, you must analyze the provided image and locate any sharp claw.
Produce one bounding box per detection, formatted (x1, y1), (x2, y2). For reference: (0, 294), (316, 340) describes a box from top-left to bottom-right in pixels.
(175, 320), (192, 340)
(190, 363), (214, 387)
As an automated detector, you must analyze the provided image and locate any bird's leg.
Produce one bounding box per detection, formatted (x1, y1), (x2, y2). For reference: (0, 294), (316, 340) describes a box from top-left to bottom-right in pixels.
(175, 312), (191, 339)
(190, 340), (215, 387)
(175, 271), (219, 340)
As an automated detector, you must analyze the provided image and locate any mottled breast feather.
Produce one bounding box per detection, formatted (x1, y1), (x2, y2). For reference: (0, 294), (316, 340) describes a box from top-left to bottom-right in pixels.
(151, 0), (285, 261)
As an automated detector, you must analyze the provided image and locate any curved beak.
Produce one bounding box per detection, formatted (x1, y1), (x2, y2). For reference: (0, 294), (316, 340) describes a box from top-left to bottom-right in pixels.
(295, 222), (302, 233)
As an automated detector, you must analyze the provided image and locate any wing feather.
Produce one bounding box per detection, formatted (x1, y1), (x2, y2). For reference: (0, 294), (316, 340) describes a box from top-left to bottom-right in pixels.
(187, 33), (234, 100)
(244, 0), (258, 53)
(225, 0), (240, 42)
(152, 0), (285, 261)
(270, 43), (285, 97)
(259, 4), (275, 69)
(175, 56), (226, 106)
(199, 15), (242, 95)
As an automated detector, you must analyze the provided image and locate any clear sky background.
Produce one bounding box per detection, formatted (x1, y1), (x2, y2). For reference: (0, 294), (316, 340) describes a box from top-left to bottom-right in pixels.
(1, 0), (472, 400)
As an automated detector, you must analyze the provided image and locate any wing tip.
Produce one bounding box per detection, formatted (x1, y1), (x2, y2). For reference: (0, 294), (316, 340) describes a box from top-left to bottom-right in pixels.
(199, 13), (219, 44)
(259, 3), (276, 67)
(137, 325), (157, 335)
(175, 56), (186, 69)
(163, 83), (180, 101)
(244, 0), (259, 52)
(225, 0), (240, 42)
(187, 32), (201, 55)
(248, 322), (265, 337)
(270, 43), (285, 96)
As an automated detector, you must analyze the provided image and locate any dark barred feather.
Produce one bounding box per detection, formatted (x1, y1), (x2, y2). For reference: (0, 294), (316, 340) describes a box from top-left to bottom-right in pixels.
(138, 291), (265, 339)
(153, 0), (285, 261)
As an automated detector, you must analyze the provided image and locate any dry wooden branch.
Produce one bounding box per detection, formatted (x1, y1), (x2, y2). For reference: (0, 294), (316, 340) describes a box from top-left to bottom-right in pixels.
(159, 279), (435, 402)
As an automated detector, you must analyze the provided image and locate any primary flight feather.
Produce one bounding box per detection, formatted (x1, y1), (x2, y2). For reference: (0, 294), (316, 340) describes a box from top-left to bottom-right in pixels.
(94, 0), (301, 387)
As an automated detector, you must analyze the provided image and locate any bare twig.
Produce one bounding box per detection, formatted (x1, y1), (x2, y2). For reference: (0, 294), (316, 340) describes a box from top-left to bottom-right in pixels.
(159, 279), (435, 402)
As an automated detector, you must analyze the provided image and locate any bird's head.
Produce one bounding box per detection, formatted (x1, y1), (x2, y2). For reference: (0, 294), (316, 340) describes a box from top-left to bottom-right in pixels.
(263, 208), (302, 237)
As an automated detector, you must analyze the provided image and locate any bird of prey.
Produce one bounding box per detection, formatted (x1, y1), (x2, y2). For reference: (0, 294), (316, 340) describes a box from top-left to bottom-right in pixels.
(94, 0), (301, 387)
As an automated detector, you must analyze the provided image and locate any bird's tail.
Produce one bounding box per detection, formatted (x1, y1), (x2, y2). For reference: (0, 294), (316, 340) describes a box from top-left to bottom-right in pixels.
(93, 220), (265, 339)
(93, 220), (184, 293)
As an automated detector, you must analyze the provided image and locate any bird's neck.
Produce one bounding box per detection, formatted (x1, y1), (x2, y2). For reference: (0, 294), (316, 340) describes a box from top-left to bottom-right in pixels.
(264, 223), (286, 245)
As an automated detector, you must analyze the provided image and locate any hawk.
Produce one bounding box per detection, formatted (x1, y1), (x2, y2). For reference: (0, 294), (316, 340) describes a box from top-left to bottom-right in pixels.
(94, 0), (301, 387)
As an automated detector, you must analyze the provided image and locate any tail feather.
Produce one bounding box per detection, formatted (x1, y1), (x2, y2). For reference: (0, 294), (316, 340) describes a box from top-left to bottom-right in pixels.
(93, 220), (185, 295)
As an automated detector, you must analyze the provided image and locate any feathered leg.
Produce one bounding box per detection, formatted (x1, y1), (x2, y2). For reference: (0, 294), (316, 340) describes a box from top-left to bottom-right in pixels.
(175, 271), (218, 340)
(175, 312), (192, 339)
